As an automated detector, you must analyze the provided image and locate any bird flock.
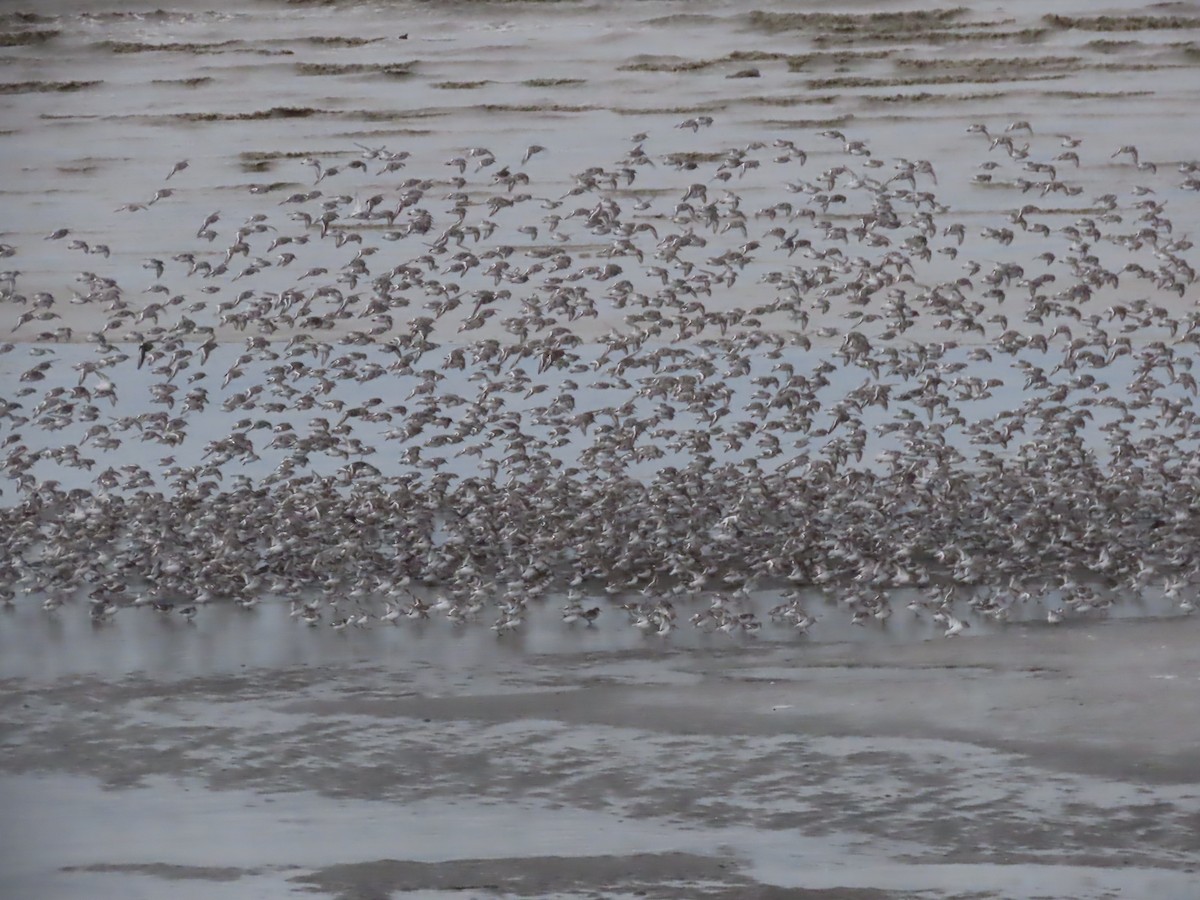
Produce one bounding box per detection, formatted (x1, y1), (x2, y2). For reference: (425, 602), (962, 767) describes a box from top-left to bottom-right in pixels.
(2, 117), (1199, 637)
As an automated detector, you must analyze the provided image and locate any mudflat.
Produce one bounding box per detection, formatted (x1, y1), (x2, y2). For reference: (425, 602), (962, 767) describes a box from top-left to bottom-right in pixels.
(2, 616), (1198, 899)
(4, 0), (1200, 896)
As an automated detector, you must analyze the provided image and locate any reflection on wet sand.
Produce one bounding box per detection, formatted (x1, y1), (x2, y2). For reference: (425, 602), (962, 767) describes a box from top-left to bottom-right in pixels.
(2, 618), (1199, 899)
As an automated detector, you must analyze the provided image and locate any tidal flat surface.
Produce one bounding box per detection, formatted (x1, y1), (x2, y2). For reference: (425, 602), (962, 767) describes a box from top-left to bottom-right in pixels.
(2, 618), (1200, 899)
(4, 0), (1200, 897)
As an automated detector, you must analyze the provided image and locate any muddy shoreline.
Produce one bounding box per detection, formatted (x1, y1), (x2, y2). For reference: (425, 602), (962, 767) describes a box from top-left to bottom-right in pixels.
(3, 617), (1199, 898)
(4, 0), (1200, 896)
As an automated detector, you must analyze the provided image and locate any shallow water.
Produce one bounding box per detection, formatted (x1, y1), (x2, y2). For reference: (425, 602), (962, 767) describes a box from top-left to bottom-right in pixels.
(5, 0), (1199, 311)
(4, 4), (1200, 896)
(0, 583), (1190, 682)
(3, 618), (1200, 899)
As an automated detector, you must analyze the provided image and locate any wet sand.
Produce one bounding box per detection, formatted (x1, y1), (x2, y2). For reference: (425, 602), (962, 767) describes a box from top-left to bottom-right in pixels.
(2, 616), (1199, 899)
(4, 1), (1200, 897)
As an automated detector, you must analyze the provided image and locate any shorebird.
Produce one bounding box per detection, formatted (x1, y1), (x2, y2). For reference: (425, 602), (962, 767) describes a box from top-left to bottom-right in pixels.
(2, 112), (1196, 654)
